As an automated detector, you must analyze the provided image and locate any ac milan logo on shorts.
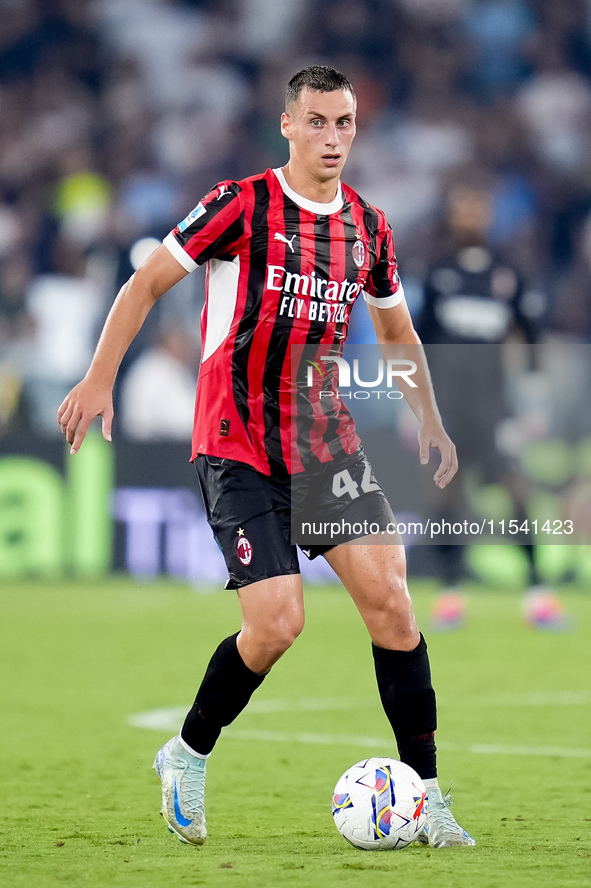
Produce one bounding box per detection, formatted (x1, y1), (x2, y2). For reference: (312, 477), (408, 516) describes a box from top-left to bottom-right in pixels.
(352, 239), (365, 268)
(236, 528), (253, 565)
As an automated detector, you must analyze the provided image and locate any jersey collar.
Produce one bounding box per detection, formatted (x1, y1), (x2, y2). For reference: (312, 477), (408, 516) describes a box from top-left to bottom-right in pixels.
(273, 167), (343, 215)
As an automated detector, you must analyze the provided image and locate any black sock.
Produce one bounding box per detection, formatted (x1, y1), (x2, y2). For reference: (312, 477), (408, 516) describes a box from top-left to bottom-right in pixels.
(372, 634), (438, 780)
(181, 633), (266, 755)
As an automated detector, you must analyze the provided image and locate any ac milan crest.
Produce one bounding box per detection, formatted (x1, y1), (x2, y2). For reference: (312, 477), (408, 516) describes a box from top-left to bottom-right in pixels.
(352, 239), (366, 268)
(236, 528), (253, 565)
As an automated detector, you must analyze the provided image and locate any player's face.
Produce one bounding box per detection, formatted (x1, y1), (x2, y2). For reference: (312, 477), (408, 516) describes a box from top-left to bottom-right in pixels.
(281, 88), (357, 183)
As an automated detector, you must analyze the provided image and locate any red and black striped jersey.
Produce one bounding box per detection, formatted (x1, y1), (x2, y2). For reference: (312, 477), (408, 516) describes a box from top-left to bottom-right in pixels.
(163, 167), (404, 476)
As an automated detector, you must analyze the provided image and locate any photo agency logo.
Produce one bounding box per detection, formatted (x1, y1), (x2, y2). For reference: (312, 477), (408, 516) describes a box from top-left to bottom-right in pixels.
(306, 355), (418, 400)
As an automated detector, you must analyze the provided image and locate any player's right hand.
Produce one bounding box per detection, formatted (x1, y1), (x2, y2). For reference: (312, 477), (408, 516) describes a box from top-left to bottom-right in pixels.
(57, 379), (114, 455)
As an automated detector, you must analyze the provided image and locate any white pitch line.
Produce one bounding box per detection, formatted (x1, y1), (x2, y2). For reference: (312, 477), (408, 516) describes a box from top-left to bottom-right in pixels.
(244, 696), (370, 713)
(128, 700), (591, 759)
(225, 729), (390, 748)
(223, 731), (591, 759)
(469, 691), (591, 707)
(128, 690), (591, 731)
(465, 743), (591, 759)
(129, 706), (188, 731)
(127, 698), (369, 730)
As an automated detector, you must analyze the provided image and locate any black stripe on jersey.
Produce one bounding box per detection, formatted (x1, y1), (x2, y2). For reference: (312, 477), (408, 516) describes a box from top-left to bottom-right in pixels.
(261, 193), (301, 475)
(297, 215), (336, 463)
(362, 203), (380, 282)
(231, 178), (270, 440)
(316, 213), (348, 458)
(320, 340), (348, 460)
(363, 204), (389, 298)
(176, 182), (243, 247)
(195, 216), (245, 264)
(309, 213), (333, 345)
(340, 204), (355, 274)
(339, 202), (363, 342)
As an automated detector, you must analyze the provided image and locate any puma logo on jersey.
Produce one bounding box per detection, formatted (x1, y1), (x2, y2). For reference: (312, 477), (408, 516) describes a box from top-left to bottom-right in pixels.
(274, 232), (297, 253)
(217, 186), (230, 200)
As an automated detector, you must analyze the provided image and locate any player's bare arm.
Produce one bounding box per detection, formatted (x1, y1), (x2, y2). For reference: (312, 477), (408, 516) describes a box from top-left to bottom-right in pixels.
(367, 300), (458, 489)
(57, 245), (188, 454)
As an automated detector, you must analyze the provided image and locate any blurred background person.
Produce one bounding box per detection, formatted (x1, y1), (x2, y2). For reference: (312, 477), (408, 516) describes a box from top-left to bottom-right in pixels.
(119, 325), (198, 441)
(415, 180), (545, 592)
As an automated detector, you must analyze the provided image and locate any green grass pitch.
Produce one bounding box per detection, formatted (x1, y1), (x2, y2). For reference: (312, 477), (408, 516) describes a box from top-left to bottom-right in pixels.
(1, 578), (590, 888)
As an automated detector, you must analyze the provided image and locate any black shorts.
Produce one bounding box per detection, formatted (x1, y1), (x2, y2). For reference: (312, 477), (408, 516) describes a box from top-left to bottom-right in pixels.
(194, 448), (395, 590)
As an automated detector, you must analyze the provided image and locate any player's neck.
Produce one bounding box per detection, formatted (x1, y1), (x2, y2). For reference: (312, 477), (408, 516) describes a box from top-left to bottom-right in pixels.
(281, 163), (340, 205)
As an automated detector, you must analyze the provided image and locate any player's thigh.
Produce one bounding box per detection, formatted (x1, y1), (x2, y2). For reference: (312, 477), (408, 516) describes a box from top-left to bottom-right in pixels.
(237, 573), (305, 642)
(324, 542), (419, 650)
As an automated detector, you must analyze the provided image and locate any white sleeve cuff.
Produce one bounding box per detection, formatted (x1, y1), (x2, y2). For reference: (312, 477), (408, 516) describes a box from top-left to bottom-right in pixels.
(363, 285), (405, 309)
(163, 232), (198, 273)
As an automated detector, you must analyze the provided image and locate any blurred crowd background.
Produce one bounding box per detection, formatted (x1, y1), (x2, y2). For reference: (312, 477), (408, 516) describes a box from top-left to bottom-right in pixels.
(1, 0), (591, 442)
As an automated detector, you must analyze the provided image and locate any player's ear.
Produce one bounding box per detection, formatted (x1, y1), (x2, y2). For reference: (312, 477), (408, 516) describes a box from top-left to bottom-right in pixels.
(280, 111), (292, 141)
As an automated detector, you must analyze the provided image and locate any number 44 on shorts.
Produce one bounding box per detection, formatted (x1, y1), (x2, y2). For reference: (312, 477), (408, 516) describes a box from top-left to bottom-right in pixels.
(332, 466), (380, 501)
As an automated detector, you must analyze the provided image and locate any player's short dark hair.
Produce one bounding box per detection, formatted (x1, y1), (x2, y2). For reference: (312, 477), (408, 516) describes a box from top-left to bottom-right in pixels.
(285, 66), (356, 110)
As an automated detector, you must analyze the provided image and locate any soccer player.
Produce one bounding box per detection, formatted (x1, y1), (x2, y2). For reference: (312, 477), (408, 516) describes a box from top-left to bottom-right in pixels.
(57, 66), (475, 849)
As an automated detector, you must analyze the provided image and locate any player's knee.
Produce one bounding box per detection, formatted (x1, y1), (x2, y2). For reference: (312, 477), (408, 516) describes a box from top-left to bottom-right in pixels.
(375, 575), (409, 612)
(267, 611), (304, 655)
(369, 579), (418, 649)
(244, 610), (304, 665)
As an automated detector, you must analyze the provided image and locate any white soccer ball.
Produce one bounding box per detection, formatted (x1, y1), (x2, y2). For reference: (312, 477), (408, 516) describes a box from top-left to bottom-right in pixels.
(332, 757), (427, 850)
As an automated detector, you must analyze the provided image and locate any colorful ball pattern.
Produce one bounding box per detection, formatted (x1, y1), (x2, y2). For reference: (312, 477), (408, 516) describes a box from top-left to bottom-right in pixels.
(332, 758), (427, 850)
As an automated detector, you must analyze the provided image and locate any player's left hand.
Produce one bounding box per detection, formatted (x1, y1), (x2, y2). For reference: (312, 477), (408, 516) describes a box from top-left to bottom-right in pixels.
(418, 420), (458, 488)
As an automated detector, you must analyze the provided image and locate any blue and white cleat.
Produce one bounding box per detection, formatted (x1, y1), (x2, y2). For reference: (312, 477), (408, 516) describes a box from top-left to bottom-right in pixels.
(153, 735), (208, 845)
(418, 784), (476, 848)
